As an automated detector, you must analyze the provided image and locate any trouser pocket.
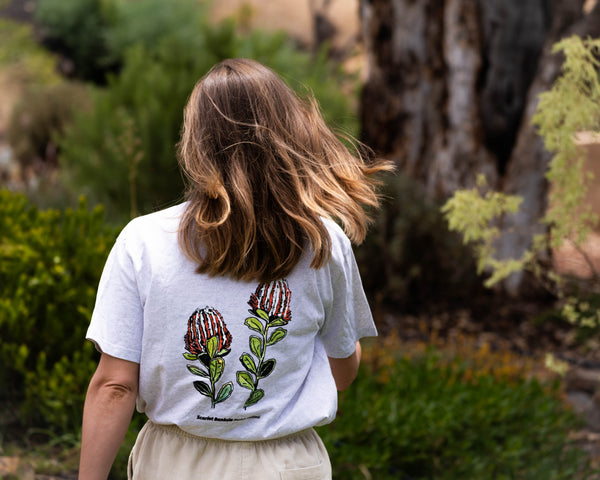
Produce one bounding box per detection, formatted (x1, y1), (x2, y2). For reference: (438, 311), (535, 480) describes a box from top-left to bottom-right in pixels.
(280, 461), (330, 480)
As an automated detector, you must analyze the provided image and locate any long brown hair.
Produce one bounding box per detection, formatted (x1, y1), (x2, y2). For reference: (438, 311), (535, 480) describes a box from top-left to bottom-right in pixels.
(178, 58), (392, 282)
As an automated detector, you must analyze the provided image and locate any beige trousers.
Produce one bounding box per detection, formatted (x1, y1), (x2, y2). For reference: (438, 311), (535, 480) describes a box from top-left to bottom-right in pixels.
(128, 422), (332, 480)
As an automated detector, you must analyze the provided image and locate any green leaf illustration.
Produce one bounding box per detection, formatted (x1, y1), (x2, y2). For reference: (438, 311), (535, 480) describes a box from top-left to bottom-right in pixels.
(209, 357), (225, 383)
(193, 380), (212, 397)
(256, 309), (270, 321)
(199, 353), (211, 368)
(268, 318), (287, 327)
(206, 336), (218, 358)
(250, 335), (263, 358)
(183, 352), (198, 361)
(187, 364), (209, 378)
(217, 348), (231, 357)
(245, 317), (264, 334)
(244, 389), (265, 408)
(266, 328), (287, 346)
(215, 382), (234, 404)
(240, 353), (258, 374)
(258, 358), (276, 378)
(237, 371), (255, 390)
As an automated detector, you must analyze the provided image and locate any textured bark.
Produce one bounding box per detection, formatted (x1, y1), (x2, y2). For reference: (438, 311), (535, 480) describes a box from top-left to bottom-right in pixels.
(360, 0), (600, 295)
(427, 0), (497, 196)
(360, 0), (446, 182)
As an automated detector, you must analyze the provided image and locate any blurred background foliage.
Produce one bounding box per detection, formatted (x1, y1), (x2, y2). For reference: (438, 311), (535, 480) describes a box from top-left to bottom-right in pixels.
(356, 174), (485, 314)
(0, 0), (593, 478)
(0, 190), (116, 433)
(0, 17), (59, 84)
(7, 81), (89, 174)
(19, 0), (359, 220)
(318, 335), (593, 480)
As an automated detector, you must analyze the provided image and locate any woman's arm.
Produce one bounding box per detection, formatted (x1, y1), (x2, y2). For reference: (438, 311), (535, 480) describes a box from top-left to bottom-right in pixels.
(328, 341), (362, 391)
(79, 353), (139, 480)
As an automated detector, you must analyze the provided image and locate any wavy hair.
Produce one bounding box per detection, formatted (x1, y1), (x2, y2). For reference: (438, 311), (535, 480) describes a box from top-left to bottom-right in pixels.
(178, 58), (392, 282)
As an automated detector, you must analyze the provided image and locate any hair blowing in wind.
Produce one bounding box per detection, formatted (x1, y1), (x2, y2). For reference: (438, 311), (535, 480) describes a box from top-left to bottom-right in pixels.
(177, 58), (393, 283)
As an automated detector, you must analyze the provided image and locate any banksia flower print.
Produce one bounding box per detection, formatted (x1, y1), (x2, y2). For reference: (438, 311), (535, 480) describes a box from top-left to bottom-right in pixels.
(248, 280), (292, 325)
(237, 279), (291, 408)
(185, 306), (233, 357)
(183, 307), (234, 407)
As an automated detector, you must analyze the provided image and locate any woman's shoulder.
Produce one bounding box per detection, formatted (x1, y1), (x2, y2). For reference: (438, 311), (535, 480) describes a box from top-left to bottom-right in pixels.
(321, 216), (352, 252)
(115, 203), (188, 250)
(124, 203), (187, 234)
(317, 217), (356, 276)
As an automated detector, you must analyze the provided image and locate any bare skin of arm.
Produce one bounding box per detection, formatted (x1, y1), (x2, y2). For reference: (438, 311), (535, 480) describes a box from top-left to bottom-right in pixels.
(328, 341), (362, 391)
(79, 353), (139, 480)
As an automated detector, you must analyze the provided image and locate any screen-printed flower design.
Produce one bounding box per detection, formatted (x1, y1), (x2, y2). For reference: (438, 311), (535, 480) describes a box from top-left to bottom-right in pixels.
(183, 306), (233, 407)
(248, 279), (292, 324)
(237, 279), (291, 408)
(185, 306), (233, 357)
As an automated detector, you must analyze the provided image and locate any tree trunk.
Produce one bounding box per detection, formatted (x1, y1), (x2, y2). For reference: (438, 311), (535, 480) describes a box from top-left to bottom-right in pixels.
(360, 0), (600, 296)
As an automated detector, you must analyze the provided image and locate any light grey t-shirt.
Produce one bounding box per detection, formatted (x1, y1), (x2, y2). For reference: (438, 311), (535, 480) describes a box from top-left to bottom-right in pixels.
(87, 203), (377, 441)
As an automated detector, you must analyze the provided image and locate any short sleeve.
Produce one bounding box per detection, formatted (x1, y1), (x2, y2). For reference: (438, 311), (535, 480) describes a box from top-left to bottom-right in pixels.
(86, 226), (143, 363)
(318, 230), (378, 359)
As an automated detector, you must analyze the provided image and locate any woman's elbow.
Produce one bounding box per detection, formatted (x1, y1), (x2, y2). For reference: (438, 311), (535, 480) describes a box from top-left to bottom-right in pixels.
(334, 369), (358, 391)
(86, 354), (139, 406)
(87, 378), (138, 408)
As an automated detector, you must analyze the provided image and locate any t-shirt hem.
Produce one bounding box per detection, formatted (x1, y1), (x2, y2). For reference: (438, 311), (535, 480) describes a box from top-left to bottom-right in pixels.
(324, 326), (378, 358)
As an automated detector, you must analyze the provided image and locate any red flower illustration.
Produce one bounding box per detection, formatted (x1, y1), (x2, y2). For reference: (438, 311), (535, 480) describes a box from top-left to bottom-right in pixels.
(185, 306), (232, 356)
(248, 279), (292, 324)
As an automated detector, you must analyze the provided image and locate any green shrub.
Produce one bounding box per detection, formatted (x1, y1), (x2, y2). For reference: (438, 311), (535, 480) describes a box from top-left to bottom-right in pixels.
(356, 174), (486, 313)
(0, 190), (118, 433)
(317, 344), (592, 480)
(34, 0), (113, 82)
(57, 12), (358, 221)
(101, 0), (209, 68)
(34, 0), (210, 82)
(7, 81), (90, 172)
(0, 18), (59, 84)
(57, 44), (203, 220)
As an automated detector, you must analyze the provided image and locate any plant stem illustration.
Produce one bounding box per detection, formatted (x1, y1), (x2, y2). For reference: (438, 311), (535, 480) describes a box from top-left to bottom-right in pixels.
(184, 306), (234, 408)
(237, 280), (291, 409)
